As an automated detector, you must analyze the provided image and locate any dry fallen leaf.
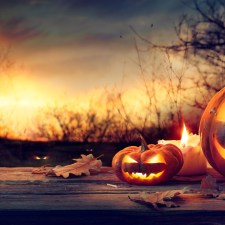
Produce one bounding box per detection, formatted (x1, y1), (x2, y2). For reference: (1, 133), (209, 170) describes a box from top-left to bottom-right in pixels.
(200, 175), (220, 197)
(217, 193), (225, 200)
(46, 154), (102, 178)
(200, 175), (225, 200)
(129, 189), (185, 210)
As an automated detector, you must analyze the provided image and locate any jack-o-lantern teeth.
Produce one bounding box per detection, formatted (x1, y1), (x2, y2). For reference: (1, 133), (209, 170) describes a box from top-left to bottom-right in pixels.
(130, 171), (164, 180)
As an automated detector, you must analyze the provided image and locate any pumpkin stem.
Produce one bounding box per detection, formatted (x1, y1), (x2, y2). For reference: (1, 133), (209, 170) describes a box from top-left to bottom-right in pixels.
(140, 135), (149, 152)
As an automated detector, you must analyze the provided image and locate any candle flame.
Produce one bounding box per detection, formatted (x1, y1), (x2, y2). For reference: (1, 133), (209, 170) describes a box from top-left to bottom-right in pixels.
(181, 124), (189, 147)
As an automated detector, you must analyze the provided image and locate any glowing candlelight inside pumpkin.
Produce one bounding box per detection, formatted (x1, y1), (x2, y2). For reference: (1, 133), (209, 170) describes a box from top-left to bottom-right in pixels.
(158, 124), (207, 176)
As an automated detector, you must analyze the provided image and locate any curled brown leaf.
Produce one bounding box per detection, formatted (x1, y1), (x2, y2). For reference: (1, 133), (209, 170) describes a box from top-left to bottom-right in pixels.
(46, 154), (102, 178)
(129, 189), (185, 210)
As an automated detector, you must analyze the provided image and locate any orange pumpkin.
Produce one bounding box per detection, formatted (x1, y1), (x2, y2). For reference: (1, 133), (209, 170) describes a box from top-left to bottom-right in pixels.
(112, 137), (183, 185)
(199, 87), (225, 176)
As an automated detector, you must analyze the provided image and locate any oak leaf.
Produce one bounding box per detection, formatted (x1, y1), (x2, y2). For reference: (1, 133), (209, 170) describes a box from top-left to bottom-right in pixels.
(47, 154), (102, 178)
(129, 189), (185, 210)
(200, 175), (225, 200)
(200, 175), (220, 197)
(217, 193), (225, 200)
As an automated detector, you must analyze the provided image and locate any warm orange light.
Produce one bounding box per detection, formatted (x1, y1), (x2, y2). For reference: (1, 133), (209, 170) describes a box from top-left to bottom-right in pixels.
(123, 155), (138, 163)
(122, 155), (165, 180)
(181, 124), (189, 147)
(130, 171), (164, 180)
(34, 156), (41, 160)
(146, 154), (166, 164)
(214, 136), (225, 160)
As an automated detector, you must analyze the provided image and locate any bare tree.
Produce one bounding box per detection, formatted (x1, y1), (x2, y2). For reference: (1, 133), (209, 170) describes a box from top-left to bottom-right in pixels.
(115, 36), (190, 141)
(164, 0), (225, 108)
(131, 0), (225, 110)
(0, 45), (14, 75)
(31, 105), (83, 141)
(171, 0), (225, 71)
(0, 45), (15, 139)
(0, 113), (13, 138)
(31, 94), (123, 143)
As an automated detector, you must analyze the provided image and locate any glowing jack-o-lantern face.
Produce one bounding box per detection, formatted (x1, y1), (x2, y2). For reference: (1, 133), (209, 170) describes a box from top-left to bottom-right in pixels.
(112, 137), (183, 185)
(122, 153), (166, 180)
(199, 87), (225, 176)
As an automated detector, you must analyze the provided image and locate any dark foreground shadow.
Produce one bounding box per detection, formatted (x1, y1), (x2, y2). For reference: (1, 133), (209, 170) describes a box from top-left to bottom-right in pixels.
(0, 210), (225, 225)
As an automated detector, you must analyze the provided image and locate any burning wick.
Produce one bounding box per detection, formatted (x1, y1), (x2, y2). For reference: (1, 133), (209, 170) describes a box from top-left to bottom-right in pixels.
(180, 124), (188, 148)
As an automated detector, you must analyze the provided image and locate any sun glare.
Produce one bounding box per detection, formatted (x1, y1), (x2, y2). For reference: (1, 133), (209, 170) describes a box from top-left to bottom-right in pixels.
(0, 74), (54, 139)
(0, 74), (108, 140)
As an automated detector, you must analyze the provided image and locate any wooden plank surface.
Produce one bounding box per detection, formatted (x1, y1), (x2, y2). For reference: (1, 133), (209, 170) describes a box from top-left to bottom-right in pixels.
(0, 167), (225, 225)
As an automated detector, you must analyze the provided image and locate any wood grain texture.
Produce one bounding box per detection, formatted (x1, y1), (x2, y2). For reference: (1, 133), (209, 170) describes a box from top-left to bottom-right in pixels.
(0, 167), (224, 224)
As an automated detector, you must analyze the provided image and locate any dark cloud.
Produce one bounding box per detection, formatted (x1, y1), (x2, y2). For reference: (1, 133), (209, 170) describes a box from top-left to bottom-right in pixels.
(63, 0), (151, 19)
(0, 0), (191, 48)
(0, 0), (49, 7)
(62, 0), (187, 20)
(0, 17), (43, 43)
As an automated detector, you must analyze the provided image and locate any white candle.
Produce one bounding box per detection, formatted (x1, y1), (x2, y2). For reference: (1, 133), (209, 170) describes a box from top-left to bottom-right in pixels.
(158, 125), (207, 176)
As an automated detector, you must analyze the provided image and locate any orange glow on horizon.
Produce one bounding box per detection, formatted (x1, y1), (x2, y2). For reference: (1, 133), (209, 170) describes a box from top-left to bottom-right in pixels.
(0, 65), (197, 142)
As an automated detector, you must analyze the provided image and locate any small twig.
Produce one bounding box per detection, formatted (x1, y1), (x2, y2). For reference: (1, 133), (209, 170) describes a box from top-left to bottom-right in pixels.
(96, 154), (104, 159)
(32, 164), (52, 174)
(107, 184), (118, 188)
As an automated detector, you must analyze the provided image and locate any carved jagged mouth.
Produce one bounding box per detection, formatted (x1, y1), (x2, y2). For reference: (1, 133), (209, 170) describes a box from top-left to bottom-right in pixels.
(129, 172), (164, 180)
(123, 162), (166, 177)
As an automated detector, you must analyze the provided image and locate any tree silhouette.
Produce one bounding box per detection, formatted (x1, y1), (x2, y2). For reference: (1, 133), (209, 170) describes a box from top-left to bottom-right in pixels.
(165, 0), (225, 108)
(131, 0), (224, 110)
(171, 0), (225, 71)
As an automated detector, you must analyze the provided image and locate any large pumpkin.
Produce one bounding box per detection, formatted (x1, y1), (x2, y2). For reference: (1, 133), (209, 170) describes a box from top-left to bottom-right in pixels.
(112, 137), (183, 185)
(199, 87), (225, 176)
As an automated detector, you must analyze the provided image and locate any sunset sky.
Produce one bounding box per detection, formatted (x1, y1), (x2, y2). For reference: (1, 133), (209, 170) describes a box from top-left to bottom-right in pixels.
(0, 0), (195, 139)
(0, 0), (192, 92)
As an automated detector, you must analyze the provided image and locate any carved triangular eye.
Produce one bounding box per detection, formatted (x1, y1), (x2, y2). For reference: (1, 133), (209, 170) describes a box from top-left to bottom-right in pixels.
(123, 156), (138, 163)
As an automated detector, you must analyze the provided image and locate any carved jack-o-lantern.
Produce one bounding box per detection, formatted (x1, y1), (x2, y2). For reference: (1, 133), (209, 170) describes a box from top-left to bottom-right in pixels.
(112, 137), (183, 185)
(199, 87), (225, 176)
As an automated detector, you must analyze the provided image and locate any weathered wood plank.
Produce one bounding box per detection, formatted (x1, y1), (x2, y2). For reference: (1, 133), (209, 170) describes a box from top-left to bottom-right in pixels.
(0, 166), (206, 195)
(0, 166), (222, 196)
(0, 166), (224, 182)
(0, 193), (225, 211)
(0, 182), (201, 195)
(0, 167), (116, 181)
(0, 166), (224, 216)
